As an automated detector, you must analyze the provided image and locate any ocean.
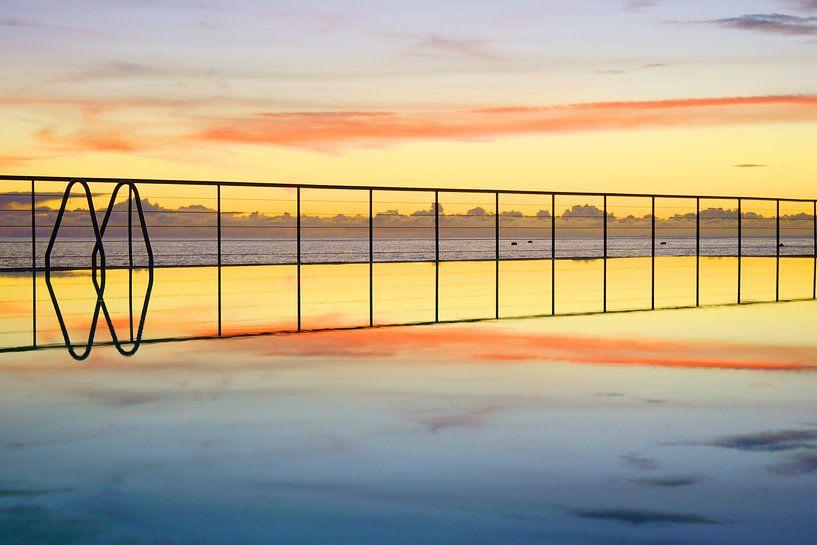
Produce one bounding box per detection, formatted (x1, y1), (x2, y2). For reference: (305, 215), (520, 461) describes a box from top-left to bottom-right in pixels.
(1, 236), (813, 269)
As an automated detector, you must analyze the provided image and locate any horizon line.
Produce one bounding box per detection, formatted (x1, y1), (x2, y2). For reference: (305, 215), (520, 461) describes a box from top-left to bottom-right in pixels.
(1, 174), (816, 203)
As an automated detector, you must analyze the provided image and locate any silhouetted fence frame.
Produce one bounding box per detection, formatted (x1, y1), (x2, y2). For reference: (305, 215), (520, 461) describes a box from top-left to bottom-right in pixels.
(0, 175), (816, 357)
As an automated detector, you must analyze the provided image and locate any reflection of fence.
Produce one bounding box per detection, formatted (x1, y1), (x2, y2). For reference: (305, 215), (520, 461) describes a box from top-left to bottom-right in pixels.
(0, 175), (816, 358)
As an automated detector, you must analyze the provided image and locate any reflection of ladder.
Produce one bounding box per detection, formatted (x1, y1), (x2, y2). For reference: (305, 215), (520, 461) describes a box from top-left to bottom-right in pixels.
(44, 180), (154, 360)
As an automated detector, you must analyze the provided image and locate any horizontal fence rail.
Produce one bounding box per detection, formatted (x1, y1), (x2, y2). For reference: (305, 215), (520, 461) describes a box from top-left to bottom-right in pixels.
(0, 175), (815, 359)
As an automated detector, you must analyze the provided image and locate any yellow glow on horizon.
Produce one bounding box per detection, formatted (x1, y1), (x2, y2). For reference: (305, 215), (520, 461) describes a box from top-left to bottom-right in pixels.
(3, 123), (816, 214)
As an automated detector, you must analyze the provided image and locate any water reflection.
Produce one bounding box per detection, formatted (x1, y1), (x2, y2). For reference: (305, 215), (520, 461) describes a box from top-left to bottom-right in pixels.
(0, 255), (815, 359)
(0, 302), (816, 544)
(2, 182), (816, 542)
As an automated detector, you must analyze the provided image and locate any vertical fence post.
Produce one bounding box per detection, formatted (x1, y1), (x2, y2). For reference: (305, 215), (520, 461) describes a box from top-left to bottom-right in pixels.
(369, 189), (374, 327)
(128, 184), (134, 342)
(696, 197), (700, 307)
(603, 194), (607, 313)
(651, 196), (655, 310)
(31, 179), (36, 348)
(435, 190), (439, 323)
(776, 199), (780, 302)
(217, 184), (222, 337)
(737, 198), (742, 304)
(495, 191), (499, 320)
(551, 193), (556, 316)
(297, 187), (301, 332)
(813, 200), (816, 300)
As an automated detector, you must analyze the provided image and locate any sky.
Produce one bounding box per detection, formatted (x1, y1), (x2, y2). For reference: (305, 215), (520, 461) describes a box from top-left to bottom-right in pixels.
(1, 0), (816, 197)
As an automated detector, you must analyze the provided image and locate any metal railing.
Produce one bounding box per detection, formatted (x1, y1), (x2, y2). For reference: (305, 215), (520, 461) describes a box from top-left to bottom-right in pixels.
(1, 174), (815, 359)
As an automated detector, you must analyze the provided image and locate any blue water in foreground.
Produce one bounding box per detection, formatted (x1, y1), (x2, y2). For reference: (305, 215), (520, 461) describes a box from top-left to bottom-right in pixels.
(1, 302), (817, 544)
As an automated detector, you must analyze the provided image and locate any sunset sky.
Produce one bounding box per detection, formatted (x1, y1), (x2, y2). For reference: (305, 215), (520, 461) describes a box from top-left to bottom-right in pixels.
(1, 0), (816, 197)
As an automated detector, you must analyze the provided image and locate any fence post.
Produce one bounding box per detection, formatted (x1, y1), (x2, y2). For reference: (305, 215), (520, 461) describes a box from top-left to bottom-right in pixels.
(603, 194), (607, 313)
(696, 197), (700, 307)
(737, 198), (742, 304)
(551, 193), (556, 316)
(31, 179), (36, 348)
(128, 185), (134, 342)
(651, 196), (655, 310)
(776, 199), (780, 302)
(369, 189), (373, 327)
(495, 191), (499, 320)
(435, 190), (439, 322)
(813, 200), (816, 300)
(297, 187), (301, 332)
(217, 184), (222, 337)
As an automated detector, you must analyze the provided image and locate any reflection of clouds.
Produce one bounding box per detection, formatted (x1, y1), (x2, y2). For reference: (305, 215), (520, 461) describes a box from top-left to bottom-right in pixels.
(409, 405), (504, 435)
(70, 385), (232, 408)
(696, 429), (817, 452)
(570, 507), (719, 526)
(1, 318), (815, 543)
(73, 388), (171, 408)
(1, 428), (116, 450)
(239, 327), (817, 372)
(670, 426), (817, 479)
(639, 398), (666, 404)
(594, 392), (668, 404)
(250, 479), (458, 507)
(6, 324), (817, 373)
(767, 452), (817, 475)
(0, 486), (74, 497)
(620, 452), (659, 471)
(628, 475), (703, 488)
(245, 432), (352, 458)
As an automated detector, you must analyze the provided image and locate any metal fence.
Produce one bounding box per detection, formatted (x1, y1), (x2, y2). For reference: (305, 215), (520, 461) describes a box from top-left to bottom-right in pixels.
(1, 175), (815, 359)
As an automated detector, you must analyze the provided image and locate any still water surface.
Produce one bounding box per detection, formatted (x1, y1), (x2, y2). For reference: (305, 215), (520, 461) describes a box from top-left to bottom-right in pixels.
(1, 299), (817, 544)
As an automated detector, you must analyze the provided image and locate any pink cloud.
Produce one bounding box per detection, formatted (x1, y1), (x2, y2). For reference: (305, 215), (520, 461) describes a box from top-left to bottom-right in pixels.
(35, 127), (145, 153)
(194, 94), (817, 151)
(5, 93), (817, 154)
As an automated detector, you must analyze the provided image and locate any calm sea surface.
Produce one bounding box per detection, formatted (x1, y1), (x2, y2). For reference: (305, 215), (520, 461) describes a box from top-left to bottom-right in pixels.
(1, 236), (814, 269)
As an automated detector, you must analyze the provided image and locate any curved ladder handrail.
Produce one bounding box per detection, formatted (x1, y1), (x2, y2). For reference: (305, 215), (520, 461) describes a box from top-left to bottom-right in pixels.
(44, 179), (106, 361)
(92, 180), (154, 356)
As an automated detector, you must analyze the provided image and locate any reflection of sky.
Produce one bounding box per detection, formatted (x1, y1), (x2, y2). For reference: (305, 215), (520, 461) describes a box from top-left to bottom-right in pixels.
(1, 301), (817, 544)
(3, 255), (814, 349)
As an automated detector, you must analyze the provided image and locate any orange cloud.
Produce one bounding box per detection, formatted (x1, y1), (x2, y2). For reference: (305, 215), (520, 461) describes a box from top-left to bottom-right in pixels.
(5, 93), (817, 154)
(0, 155), (42, 168)
(472, 95), (817, 113)
(35, 127), (148, 153)
(194, 94), (817, 150)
